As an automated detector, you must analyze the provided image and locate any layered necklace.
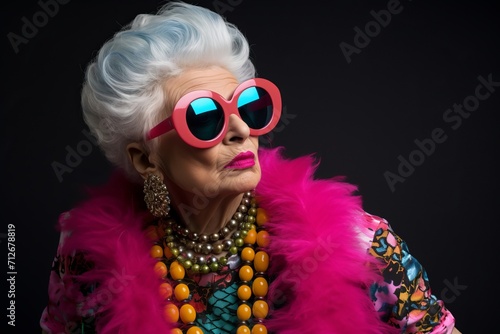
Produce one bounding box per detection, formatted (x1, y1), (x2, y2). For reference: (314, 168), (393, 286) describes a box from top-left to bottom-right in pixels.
(147, 191), (271, 334)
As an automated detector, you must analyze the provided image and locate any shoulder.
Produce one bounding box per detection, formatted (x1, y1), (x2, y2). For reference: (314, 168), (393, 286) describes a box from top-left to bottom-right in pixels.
(356, 211), (391, 245)
(362, 212), (408, 268)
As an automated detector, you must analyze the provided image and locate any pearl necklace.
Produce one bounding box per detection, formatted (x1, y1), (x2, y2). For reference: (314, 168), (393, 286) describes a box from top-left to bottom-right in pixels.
(147, 191), (271, 334)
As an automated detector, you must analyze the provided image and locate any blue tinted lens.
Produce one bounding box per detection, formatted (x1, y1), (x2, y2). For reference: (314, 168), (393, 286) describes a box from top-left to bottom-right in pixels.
(237, 87), (273, 129)
(186, 97), (224, 140)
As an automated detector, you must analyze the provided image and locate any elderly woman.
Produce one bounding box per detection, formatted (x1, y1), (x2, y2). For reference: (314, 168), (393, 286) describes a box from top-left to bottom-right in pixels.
(40, 2), (460, 334)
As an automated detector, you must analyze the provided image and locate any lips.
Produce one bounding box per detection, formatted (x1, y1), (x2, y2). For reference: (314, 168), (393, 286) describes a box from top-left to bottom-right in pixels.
(225, 151), (255, 169)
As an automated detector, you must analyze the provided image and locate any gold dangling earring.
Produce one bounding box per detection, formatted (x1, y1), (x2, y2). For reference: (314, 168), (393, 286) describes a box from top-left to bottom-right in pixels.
(143, 174), (171, 217)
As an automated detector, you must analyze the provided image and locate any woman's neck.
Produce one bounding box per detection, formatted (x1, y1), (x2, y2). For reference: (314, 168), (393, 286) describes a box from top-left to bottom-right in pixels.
(169, 187), (244, 235)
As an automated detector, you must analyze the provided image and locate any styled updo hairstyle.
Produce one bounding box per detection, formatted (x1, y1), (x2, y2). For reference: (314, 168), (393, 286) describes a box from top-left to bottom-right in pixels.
(81, 1), (255, 180)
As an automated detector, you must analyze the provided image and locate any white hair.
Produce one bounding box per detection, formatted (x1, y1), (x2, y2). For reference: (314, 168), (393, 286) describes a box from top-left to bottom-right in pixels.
(81, 1), (255, 180)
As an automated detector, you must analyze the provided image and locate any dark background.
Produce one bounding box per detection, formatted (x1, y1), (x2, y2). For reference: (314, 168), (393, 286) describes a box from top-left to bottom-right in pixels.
(2, 0), (499, 333)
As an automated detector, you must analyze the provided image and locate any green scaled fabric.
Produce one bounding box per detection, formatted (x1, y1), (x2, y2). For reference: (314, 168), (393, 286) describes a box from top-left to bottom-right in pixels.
(195, 282), (239, 333)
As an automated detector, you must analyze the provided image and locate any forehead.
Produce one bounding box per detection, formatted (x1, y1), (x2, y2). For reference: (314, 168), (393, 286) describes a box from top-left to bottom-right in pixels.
(164, 67), (239, 103)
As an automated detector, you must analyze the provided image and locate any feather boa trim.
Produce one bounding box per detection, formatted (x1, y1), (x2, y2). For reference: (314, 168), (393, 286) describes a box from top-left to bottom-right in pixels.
(59, 147), (398, 333)
(60, 171), (173, 333)
(257, 147), (398, 333)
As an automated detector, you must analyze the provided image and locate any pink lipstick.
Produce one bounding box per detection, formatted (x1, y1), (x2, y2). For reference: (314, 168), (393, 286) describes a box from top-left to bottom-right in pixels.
(225, 151), (255, 169)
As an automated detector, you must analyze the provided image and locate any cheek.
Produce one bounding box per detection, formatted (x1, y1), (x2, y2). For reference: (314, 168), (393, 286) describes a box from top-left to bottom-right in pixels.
(250, 136), (259, 148)
(251, 157), (263, 183)
(157, 138), (219, 189)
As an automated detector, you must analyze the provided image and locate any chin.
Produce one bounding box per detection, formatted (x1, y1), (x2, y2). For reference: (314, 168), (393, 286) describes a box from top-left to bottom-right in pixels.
(228, 168), (261, 193)
(246, 177), (261, 192)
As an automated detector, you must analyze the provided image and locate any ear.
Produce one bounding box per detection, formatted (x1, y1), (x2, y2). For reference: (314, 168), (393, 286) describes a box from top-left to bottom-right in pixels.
(126, 142), (160, 180)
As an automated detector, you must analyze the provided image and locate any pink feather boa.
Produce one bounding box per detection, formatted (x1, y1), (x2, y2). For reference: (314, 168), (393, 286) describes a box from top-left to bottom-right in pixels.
(59, 147), (399, 333)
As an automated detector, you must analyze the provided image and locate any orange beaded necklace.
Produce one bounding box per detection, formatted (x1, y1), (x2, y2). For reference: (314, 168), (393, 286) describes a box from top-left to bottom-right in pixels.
(146, 192), (271, 334)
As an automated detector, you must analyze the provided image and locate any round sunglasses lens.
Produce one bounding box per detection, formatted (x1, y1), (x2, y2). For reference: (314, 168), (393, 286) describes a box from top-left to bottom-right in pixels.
(186, 97), (224, 140)
(237, 87), (273, 130)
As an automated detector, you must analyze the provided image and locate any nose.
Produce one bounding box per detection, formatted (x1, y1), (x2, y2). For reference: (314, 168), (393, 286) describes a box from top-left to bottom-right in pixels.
(223, 114), (250, 145)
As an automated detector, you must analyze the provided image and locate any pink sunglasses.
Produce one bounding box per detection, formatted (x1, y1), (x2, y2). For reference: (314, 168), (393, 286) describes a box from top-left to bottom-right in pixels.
(147, 78), (282, 148)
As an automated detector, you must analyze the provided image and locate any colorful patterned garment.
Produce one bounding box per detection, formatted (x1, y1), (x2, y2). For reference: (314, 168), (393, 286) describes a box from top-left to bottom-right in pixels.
(363, 212), (455, 333)
(40, 211), (454, 333)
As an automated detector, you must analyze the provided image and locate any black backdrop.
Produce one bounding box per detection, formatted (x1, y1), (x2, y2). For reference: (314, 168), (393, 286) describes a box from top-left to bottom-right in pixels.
(2, 1), (499, 333)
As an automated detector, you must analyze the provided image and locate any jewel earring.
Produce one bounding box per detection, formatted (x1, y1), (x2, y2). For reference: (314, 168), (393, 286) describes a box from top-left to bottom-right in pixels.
(143, 174), (171, 217)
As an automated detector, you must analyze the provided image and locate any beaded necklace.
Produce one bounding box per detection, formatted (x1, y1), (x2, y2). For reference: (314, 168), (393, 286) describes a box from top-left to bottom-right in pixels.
(147, 191), (270, 334)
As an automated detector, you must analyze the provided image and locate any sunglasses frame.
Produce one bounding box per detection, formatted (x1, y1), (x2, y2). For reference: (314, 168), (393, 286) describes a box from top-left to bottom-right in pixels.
(146, 78), (282, 148)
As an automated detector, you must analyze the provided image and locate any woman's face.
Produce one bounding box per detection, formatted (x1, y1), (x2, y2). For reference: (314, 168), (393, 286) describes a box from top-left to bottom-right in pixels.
(151, 66), (261, 200)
